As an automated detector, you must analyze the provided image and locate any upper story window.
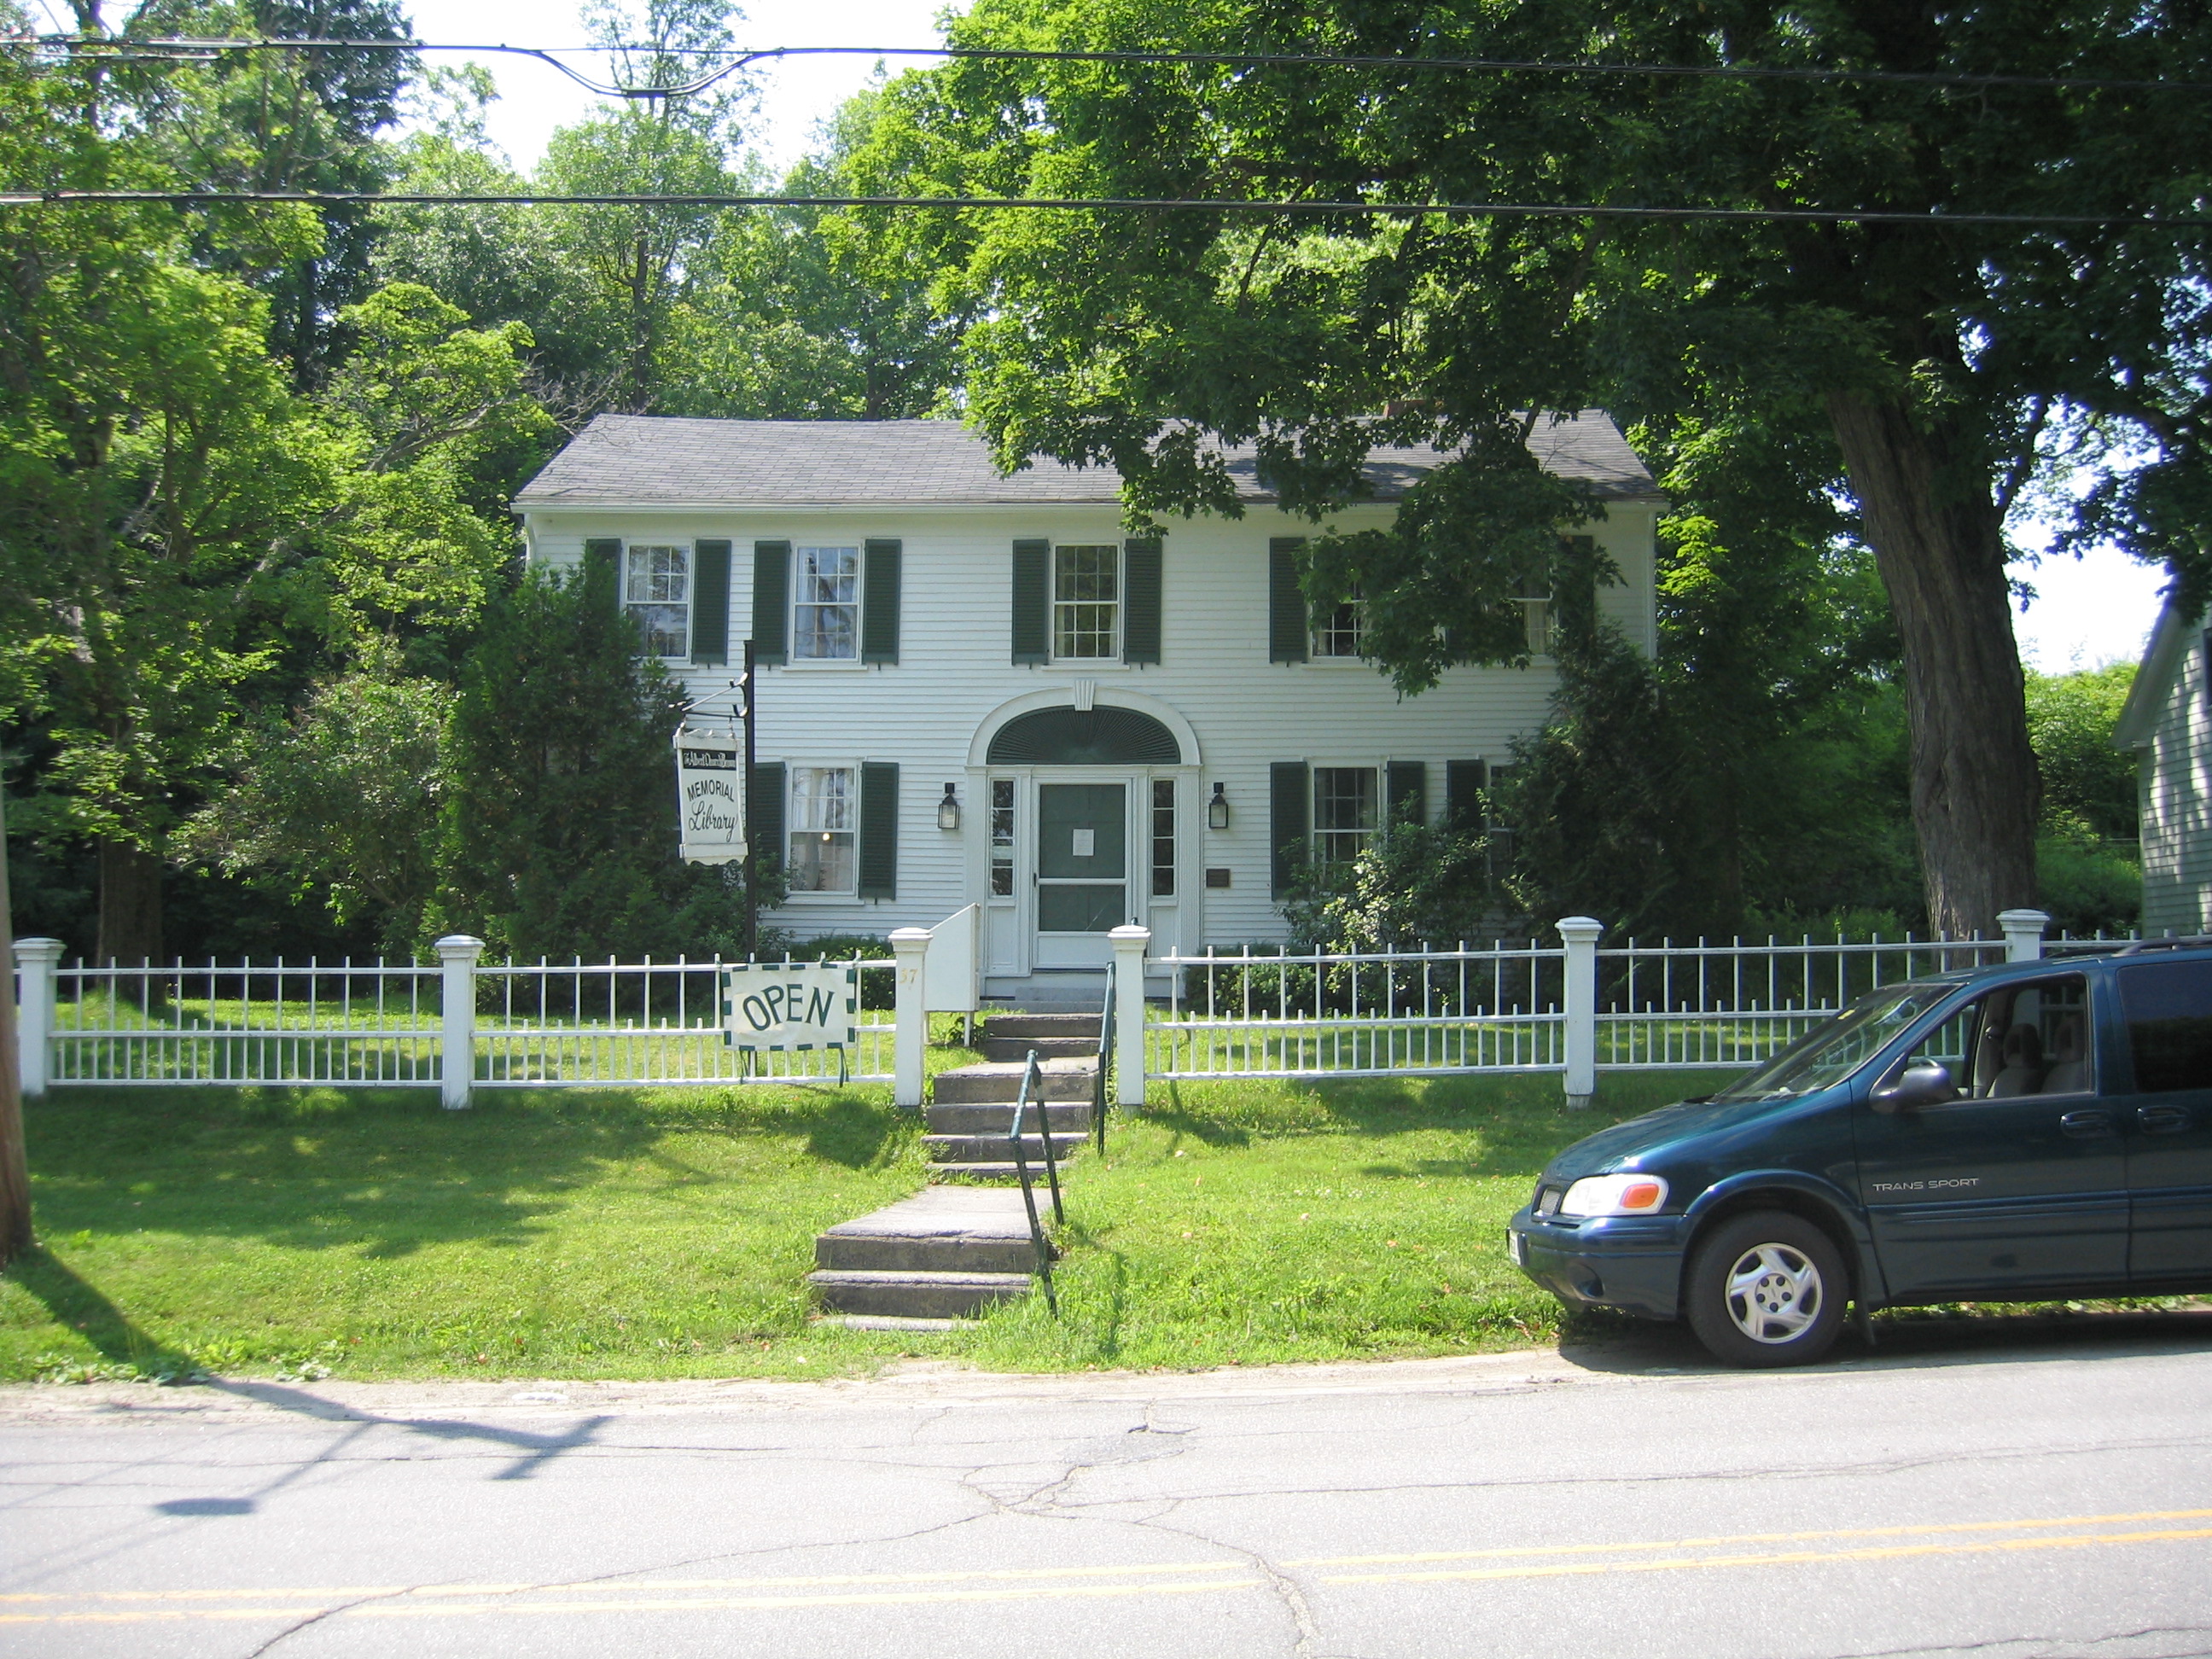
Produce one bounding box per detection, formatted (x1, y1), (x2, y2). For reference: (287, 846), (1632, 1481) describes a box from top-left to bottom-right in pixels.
(1313, 766), (1378, 866)
(787, 765), (857, 893)
(1515, 578), (1555, 656)
(1312, 588), (1366, 659)
(625, 544), (690, 658)
(795, 546), (860, 661)
(1054, 544), (1119, 659)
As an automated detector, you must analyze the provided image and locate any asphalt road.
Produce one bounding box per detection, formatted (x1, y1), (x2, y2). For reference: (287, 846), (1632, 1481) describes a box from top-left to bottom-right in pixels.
(5, 1313), (2212, 1659)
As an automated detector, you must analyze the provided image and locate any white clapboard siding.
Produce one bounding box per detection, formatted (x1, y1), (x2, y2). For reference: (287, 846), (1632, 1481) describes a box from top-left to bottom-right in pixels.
(2133, 614), (2212, 935)
(526, 499), (1657, 946)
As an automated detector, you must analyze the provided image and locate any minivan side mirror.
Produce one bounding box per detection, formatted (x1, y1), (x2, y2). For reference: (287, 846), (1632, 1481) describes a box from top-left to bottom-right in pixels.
(1872, 1060), (1957, 1114)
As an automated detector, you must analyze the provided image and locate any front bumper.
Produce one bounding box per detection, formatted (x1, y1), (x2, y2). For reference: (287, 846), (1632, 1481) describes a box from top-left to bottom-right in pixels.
(1508, 1207), (1688, 1321)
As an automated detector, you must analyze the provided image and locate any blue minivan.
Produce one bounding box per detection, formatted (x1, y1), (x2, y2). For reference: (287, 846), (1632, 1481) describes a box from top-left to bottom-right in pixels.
(1508, 940), (2212, 1366)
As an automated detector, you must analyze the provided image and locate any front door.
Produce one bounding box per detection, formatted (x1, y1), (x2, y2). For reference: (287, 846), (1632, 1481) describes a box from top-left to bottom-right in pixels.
(1033, 783), (1127, 968)
(2116, 957), (2212, 1285)
(1856, 971), (2130, 1300)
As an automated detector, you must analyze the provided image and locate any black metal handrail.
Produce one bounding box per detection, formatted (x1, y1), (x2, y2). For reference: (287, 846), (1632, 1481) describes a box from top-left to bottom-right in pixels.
(1093, 957), (1115, 1156)
(1007, 1048), (1060, 1318)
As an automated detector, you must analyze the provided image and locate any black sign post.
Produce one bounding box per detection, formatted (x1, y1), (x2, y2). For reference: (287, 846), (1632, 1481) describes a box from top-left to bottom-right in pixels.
(742, 637), (758, 963)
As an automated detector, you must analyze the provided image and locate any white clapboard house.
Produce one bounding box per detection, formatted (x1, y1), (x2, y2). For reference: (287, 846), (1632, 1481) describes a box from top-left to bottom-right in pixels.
(512, 414), (1662, 995)
(2116, 598), (2212, 934)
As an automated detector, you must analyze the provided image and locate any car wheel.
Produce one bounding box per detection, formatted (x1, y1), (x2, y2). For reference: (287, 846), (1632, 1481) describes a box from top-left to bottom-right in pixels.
(1684, 1211), (1848, 1369)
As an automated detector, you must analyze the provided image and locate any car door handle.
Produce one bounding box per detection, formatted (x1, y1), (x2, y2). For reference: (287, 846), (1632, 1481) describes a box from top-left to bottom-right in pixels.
(2138, 1104), (2193, 1135)
(2059, 1109), (2116, 1138)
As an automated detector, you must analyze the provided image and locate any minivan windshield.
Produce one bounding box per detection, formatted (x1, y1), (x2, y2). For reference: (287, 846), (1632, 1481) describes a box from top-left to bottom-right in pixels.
(1710, 981), (1960, 1102)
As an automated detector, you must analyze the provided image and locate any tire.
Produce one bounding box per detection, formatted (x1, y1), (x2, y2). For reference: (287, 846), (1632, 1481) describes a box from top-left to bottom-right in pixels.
(1684, 1210), (1848, 1369)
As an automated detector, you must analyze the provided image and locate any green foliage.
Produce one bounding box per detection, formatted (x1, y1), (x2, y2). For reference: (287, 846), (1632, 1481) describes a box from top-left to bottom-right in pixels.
(1284, 819), (1502, 952)
(439, 562), (748, 958)
(2027, 661), (2140, 841)
(181, 667), (452, 950)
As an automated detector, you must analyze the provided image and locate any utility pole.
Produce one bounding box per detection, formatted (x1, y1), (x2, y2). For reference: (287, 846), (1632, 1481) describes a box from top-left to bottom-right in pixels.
(0, 786), (32, 1265)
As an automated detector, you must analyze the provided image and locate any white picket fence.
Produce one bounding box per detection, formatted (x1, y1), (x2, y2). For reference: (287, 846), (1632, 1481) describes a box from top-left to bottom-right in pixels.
(1144, 910), (2064, 1101)
(9, 937), (896, 1103)
(12, 907), (2096, 1109)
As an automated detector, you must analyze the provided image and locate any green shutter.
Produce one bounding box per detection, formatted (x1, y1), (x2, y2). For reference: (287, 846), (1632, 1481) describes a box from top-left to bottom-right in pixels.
(1268, 538), (1308, 663)
(1123, 537), (1162, 665)
(750, 760), (786, 877)
(862, 538), (901, 664)
(751, 541), (789, 665)
(1387, 761), (1426, 825)
(690, 539), (731, 664)
(1444, 760), (1488, 833)
(859, 762), (899, 899)
(1011, 538), (1051, 664)
(1270, 760), (1309, 898)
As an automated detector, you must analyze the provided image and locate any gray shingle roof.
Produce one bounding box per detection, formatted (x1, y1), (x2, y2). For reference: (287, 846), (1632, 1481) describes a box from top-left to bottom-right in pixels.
(514, 412), (1661, 509)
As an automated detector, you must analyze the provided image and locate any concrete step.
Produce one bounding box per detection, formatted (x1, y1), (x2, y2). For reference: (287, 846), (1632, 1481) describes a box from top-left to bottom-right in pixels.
(932, 1057), (1096, 1104)
(927, 1161), (1054, 1182)
(806, 1269), (1033, 1319)
(814, 1187), (1044, 1275)
(924, 1131), (1089, 1166)
(981, 1035), (1097, 1062)
(985, 1013), (1105, 1039)
(928, 1099), (1093, 1135)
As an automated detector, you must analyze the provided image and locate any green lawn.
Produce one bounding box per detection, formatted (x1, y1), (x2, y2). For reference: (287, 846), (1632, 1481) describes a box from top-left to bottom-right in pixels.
(0, 1068), (1737, 1383)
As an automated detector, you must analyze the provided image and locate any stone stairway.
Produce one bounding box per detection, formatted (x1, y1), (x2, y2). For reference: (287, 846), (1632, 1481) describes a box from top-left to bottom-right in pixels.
(809, 1010), (1103, 1326)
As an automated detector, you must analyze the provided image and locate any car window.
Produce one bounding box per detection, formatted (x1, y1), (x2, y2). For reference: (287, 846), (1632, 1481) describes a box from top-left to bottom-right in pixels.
(1888, 973), (2093, 1102)
(1711, 981), (1957, 1101)
(2117, 959), (2212, 1093)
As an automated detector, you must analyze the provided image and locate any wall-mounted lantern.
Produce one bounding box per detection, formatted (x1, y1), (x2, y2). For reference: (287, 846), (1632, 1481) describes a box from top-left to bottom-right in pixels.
(937, 783), (961, 830)
(1208, 783), (1231, 830)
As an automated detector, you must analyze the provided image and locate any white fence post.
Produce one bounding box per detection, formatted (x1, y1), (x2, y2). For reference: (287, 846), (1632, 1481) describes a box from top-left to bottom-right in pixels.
(1557, 917), (1604, 1110)
(1109, 924), (1150, 1109)
(1997, 909), (2051, 963)
(434, 935), (483, 1109)
(11, 938), (62, 1099)
(891, 927), (930, 1108)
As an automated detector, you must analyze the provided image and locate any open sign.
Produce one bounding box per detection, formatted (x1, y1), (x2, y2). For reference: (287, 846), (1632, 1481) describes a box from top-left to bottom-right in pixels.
(722, 963), (855, 1051)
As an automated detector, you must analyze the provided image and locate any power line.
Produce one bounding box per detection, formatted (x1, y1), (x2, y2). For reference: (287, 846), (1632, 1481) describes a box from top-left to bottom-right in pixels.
(3, 189), (2202, 228)
(10, 35), (2209, 99)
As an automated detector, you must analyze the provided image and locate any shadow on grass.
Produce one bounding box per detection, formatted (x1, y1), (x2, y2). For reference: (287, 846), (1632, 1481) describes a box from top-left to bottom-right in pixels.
(5, 1248), (199, 1373)
(19, 1083), (915, 1259)
(1141, 1070), (1734, 1178)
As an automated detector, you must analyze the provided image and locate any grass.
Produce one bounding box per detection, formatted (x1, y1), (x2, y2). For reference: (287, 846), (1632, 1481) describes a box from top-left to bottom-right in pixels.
(0, 1067), (1737, 1384)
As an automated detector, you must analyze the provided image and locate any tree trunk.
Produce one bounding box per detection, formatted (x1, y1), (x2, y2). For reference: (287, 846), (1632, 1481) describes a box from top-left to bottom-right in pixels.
(95, 838), (162, 966)
(1826, 392), (2039, 939)
(0, 788), (32, 1266)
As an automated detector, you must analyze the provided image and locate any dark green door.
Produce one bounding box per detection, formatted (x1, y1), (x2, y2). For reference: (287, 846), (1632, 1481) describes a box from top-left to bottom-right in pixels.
(1037, 783), (1126, 933)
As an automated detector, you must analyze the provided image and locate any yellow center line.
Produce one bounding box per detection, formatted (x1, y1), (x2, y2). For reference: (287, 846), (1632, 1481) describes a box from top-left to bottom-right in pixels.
(1318, 1526), (2212, 1586)
(8, 1506), (2210, 1626)
(0, 1578), (1268, 1625)
(1286, 1505), (2212, 1569)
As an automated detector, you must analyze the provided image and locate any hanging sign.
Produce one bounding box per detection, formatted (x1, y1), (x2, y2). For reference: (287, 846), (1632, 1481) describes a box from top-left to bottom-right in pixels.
(722, 963), (856, 1051)
(674, 724), (747, 865)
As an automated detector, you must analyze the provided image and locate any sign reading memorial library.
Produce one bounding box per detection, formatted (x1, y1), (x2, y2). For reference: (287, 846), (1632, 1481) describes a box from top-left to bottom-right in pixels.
(673, 725), (746, 865)
(722, 963), (856, 1052)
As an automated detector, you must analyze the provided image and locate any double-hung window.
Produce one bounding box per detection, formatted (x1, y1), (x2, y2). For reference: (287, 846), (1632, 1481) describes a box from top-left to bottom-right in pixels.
(1053, 544), (1119, 659)
(1311, 586), (1366, 659)
(794, 546), (860, 661)
(1313, 767), (1378, 866)
(625, 544), (690, 658)
(787, 765), (857, 893)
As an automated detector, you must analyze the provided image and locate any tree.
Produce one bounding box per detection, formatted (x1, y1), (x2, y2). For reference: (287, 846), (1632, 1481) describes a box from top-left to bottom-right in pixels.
(440, 560), (746, 958)
(855, 0), (2212, 936)
(2025, 661), (2139, 841)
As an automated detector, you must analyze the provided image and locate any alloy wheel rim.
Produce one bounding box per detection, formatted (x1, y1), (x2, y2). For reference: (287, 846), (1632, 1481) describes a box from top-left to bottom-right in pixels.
(1722, 1243), (1823, 1344)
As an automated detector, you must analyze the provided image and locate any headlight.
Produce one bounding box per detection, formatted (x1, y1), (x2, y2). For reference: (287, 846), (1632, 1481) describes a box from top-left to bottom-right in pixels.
(1557, 1173), (1669, 1218)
